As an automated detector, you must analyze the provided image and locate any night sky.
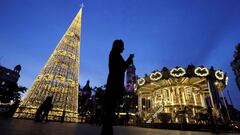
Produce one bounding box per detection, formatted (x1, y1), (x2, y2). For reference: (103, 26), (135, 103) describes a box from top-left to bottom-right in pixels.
(0, 0), (240, 109)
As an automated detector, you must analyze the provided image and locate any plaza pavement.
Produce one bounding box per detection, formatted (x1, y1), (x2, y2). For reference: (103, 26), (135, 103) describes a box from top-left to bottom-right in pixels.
(0, 119), (238, 135)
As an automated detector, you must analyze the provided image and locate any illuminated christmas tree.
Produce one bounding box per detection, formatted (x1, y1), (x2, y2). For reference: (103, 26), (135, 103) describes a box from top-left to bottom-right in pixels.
(13, 7), (83, 122)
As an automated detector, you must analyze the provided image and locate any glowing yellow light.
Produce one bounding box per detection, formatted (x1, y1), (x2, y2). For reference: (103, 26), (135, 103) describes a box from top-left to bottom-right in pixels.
(66, 32), (75, 37)
(44, 74), (53, 81)
(194, 67), (209, 77)
(138, 77), (145, 86)
(55, 75), (65, 82)
(67, 52), (76, 59)
(170, 67), (186, 77)
(68, 79), (75, 87)
(215, 70), (224, 80)
(150, 71), (162, 81)
(58, 50), (67, 55)
(36, 75), (43, 81)
(13, 7), (82, 122)
(136, 66), (228, 124)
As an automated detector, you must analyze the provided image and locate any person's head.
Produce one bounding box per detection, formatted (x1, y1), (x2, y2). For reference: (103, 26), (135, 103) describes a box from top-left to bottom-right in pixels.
(111, 39), (124, 54)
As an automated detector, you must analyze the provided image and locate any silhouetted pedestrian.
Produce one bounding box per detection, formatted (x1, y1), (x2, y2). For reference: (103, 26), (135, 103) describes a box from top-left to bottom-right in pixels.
(125, 112), (130, 126)
(208, 107), (218, 133)
(101, 39), (134, 135)
(35, 97), (51, 122)
(34, 106), (44, 122)
(40, 96), (53, 122)
(61, 110), (66, 122)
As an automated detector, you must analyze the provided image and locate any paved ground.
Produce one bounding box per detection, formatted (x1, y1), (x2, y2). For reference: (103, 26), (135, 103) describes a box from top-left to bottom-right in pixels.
(0, 119), (238, 135)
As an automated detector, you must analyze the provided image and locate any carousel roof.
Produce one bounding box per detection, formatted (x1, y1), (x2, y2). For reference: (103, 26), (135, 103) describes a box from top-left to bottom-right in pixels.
(135, 65), (228, 92)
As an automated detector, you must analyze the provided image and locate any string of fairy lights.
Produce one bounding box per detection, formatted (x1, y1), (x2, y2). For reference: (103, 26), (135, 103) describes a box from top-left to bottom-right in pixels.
(136, 66), (228, 88)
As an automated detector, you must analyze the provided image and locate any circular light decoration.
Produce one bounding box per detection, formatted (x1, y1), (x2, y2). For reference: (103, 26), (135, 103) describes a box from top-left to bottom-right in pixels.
(150, 71), (162, 81)
(138, 77), (145, 86)
(170, 67), (186, 77)
(215, 70), (224, 80)
(225, 76), (229, 85)
(194, 67), (209, 77)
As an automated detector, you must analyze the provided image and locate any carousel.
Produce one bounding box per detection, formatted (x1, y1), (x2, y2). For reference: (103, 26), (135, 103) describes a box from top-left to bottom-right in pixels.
(135, 65), (228, 124)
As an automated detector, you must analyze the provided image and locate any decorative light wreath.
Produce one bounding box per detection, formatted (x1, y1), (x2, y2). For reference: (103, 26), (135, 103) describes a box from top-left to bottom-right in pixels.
(138, 77), (145, 86)
(194, 67), (209, 77)
(150, 71), (162, 81)
(215, 70), (224, 80)
(136, 66), (228, 89)
(170, 67), (186, 77)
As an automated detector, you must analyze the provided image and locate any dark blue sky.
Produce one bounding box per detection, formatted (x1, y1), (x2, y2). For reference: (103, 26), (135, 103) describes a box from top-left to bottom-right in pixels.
(0, 0), (240, 109)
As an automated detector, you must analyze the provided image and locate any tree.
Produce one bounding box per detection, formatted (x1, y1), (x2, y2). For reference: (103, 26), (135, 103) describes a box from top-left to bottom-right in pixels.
(0, 83), (27, 117)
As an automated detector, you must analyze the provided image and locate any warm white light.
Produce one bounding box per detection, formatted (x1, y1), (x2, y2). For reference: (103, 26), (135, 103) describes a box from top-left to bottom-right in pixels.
(215, 70), (224, 80)
(150, 71), (162, 81)
(194, 67), (209, 77)
(138, 78), (145, 86)
(170, 67), (186, 77)
(225, 76), (229, 85)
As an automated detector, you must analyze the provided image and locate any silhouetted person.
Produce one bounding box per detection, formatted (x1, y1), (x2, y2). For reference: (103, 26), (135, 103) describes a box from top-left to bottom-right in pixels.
(35, 97), (49, 122)
(125, 112), (130, 126)
(40, 96), (53, 122)
(35, 106), (43, 122)
(101, 40), (134, 135)
(61, 110), (66, 122)
(207, 107), (217, 133)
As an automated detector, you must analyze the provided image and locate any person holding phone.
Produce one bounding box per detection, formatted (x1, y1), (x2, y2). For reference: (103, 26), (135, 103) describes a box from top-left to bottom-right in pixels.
(101, 39), (134, 135)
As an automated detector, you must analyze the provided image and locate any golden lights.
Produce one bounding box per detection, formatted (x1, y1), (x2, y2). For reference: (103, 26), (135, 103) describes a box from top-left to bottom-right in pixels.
(137, 77), (145, 86)
(170, 67), (186, 77)
(137, 66), (228, 88)
(13, 7), (83, 122)
(150, 71), (162, 81)
(194, 67), (209, 77)
(215, 70), (224, 80)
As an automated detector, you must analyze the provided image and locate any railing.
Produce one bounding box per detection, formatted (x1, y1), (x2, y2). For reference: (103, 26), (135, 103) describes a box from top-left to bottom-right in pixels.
(146, 105), (163, 123)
